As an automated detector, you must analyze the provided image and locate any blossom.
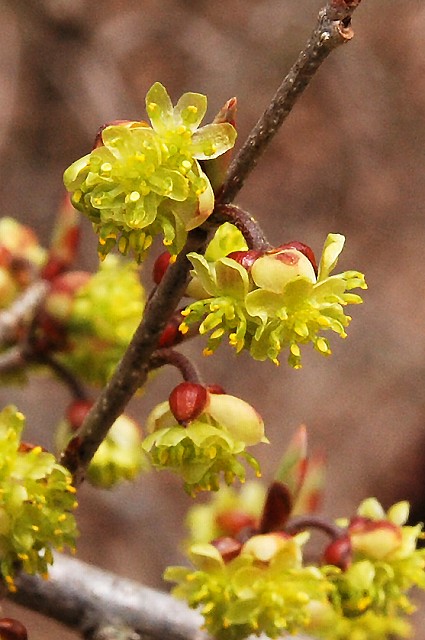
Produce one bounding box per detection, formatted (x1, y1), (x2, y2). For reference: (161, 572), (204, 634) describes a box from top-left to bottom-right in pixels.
(142, 389), (266, 496)
(63, 83), (236, 261)
(0, 406), (78, 589)
(180, 233), (367, 367)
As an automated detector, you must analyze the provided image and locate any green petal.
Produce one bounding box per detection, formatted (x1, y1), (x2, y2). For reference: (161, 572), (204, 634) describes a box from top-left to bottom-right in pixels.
(187, 252), (218, 296)
(63, 154), (91, 190)
(191, 123), (237, 160)
(149, 167), (189, 201)
(215, 258), (250, 299)
(317, 233), (345, 281)
(146, 82), (174, 135)
(245, 290), (286, 323)
(205, 223), (248, 261)
(189, 543), (225, 571)
(174, 92), (207, 130)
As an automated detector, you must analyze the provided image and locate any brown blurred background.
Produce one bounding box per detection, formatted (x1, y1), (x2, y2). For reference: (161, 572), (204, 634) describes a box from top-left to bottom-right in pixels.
(1, 0), (425, 637)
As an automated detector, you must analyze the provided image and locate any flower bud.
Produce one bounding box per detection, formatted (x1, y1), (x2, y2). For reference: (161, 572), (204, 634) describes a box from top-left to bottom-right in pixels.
(323, 535), (352, 570)
(211, 536), (242, 562)
(349, 516), (402, 560)
(251, 249), (316, 294)
(0, 618), (28, 640)
(207, 393), (266, 445)
(65, 400), (93, 431)
(275, 241), (318, 274)
(169, 382), (208, 425)
(158, 312), (185, 348)
(242, 532), (292, 563)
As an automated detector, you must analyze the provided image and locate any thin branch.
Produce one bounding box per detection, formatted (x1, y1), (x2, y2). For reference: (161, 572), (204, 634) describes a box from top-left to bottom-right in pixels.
(284, 515), (344, 540)
(10, 554), (207, 640)
(31, 353), (89, 401)
(149, 348), (204, 385)
(0, 281), (49, 346)
(211, 204), (271, 251)
(60, 229), (208, 484)
(218, 0), (362, 204)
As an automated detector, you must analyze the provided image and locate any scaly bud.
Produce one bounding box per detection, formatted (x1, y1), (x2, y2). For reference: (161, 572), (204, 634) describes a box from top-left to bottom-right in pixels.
(227, 249), (263, 271)
(169, 382), (208, 425)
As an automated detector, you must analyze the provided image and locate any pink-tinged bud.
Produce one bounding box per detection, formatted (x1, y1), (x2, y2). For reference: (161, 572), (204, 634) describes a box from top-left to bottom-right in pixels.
(227, 250), (263, 271)
(348, 516), (402, 560)
(0, 618), (28, 640)
(65, 400), (93, 431)
(158, 313), (185, 348)
(275, 241), (318, 274)
(323, 535), (352, 570)
(206, 384), (226, 395)
(242, 532), (292, 563)
(152, 251), (173, 285)
(216, 510), (258, 537)
(211, 536), (242, 563)
(169, 382), (208, 425)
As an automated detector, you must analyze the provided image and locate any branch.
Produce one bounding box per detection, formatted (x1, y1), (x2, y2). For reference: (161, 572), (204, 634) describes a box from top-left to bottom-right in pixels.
(218, 0), (362, 204)
(149, 348), (204, 385)
(10, 554), (207, 640)
(211, 204), (271, 251)
(60, 228), (208, 483)
(0, 281), (49, 346)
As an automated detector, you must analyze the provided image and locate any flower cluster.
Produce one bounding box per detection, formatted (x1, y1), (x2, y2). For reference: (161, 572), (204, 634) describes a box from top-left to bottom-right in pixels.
(63, 82), (236, 261)
(166, 498), (425, 640)
(180, 233), (366, 367)
(0, 218), (46, 309)
(142, 383), (266, 496)
(39, 255), (145, 386)
(57, 401), (147, 489)
(0, 406), (78, 590)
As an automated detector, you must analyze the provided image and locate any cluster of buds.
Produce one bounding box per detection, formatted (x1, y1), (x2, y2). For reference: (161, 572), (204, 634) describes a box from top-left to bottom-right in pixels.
(180, 233), (366, 367)
(35, 255), (145, 386)
(0, 406), (78, 590)
(63, 82), (236, 261)
(167, 493), (425, 640)
(142, 382), (267, 495)
(57, 401), (147, 489)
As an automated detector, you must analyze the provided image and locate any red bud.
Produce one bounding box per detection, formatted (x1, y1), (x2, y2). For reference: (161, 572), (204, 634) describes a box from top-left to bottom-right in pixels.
(211, 536), (242, 563)
(323, 535), (352, 570)
(158, 313), (185, 348)
(153, 251), (173, 284)
(206, 384), (226, 395)
(0, 618), (28, 640)
(216, 510), (257, 537)
(227, 250), (263, 271)
(168, 382), (208, 425)
(66, 400), (93, 431)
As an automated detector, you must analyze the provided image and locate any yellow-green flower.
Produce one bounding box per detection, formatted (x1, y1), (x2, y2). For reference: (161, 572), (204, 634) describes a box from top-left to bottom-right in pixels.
(63, 82), (236, 261)
(181, 233), (367, 367)
(0, 406), (78, 590)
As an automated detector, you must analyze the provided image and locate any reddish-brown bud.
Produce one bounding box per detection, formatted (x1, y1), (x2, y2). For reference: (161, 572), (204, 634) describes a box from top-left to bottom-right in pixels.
(227, 250), (263, 271)
(259, 481), (292, 534)
(158, 313), (185, 348)
(0, 618), (28, 640)
(323, 535), (352, 570)
(65, 400), (93, 431)
(168, 382), (208, 425)
(216, 510), (257, 537)
(274, 241), (318, 274)
(211, 536), (242, 563)
(153, 251), (173, 284)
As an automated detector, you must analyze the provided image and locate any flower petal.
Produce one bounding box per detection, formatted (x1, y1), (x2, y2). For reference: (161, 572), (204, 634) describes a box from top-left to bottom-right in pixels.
(174, 92), (207, 130)
(191, 123), (237, 160)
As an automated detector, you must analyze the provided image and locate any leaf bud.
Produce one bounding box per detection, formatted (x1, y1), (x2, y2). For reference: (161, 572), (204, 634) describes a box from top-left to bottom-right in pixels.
(168, 382), (208, 425)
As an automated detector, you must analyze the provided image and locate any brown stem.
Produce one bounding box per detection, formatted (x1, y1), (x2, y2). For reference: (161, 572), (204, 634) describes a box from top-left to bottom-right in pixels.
(284, 514), (344, 540)
(211, 204), (271, 251)
(0, 281), (49, 346)
(218, 0), (361, 204)
(31, 352), (89, 401)
(149, 348), (203, 385)
(60, 228), (208, 484)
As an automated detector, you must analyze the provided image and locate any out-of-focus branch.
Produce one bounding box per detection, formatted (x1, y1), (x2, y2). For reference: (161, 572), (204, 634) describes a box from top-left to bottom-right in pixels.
(10, 554), (207, 640)
(0, 281), (49, 346)
(218, 0), (362, 204)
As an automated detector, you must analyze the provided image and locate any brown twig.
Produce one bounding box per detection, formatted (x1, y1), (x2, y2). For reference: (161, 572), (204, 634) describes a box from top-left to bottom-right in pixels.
(210, 203), (271, 251)
(0, 280), (49, 346)
(218, 0), (361, 204)
(149, 348), (204, 385)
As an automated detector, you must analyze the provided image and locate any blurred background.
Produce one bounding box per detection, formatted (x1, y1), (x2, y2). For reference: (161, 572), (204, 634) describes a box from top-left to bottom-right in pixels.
(1, 0), (425, 637)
